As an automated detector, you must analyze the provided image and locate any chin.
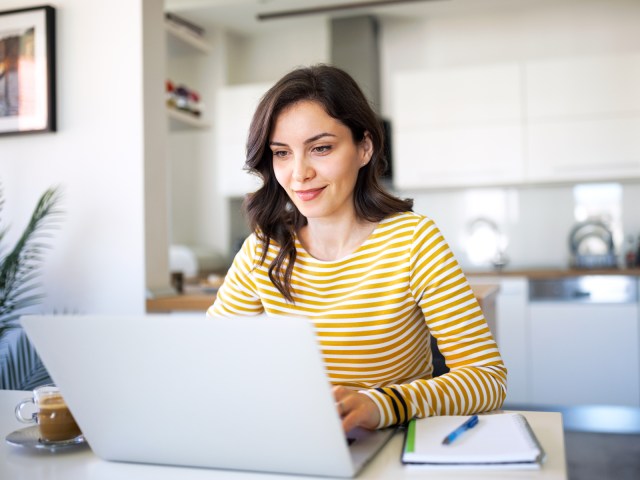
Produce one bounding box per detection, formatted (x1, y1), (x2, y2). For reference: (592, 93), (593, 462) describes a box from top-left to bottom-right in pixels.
(294, 206), (326, 220)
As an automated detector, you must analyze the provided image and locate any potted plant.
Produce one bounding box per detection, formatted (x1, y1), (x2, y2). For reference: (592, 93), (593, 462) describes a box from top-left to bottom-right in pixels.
(0, 186), (62, 390)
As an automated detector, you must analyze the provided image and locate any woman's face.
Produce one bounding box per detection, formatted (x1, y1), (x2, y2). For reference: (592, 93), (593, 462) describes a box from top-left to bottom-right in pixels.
(269, 100), (372, 223)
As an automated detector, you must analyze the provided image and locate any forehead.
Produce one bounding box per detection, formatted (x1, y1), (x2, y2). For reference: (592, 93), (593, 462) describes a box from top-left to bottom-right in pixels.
(271, 100), (346, 134)
(276, 100), (330, 122)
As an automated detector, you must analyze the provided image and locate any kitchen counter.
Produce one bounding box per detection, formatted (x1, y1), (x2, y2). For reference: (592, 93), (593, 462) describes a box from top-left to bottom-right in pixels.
(146, 291), (214, 312)
(466, 267), (640, 279)
(468, 283), (499, 300)
(147, 284), (499, 313)
(469, 284), (499, 336)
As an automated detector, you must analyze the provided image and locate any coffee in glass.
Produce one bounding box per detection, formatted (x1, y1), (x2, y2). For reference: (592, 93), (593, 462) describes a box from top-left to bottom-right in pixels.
(15, 384), (82, 443)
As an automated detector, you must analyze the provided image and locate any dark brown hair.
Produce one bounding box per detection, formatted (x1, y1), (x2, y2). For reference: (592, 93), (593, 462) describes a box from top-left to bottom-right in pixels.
(244, 64), (413, 302)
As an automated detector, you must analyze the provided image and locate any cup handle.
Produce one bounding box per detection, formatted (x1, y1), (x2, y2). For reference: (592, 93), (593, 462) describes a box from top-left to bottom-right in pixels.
(15, 398), (37, 424)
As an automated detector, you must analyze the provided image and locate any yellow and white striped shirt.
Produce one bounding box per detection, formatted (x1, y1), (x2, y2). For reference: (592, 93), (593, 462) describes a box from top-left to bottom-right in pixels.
(208, 212), (507, 428)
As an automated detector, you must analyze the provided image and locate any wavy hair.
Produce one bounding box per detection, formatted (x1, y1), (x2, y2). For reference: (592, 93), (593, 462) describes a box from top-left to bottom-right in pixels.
(244, 64), (413, 302)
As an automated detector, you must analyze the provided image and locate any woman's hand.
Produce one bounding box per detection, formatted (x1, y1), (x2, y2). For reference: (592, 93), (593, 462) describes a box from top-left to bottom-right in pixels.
(333, 385), (380, 433)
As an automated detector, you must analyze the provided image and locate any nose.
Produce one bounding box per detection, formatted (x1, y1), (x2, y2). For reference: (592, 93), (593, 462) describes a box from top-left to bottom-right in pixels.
(292, 156), (314, 182)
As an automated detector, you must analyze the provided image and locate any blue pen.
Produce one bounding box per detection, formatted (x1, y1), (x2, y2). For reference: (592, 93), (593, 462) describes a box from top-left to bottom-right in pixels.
(442, 415), (479, 445)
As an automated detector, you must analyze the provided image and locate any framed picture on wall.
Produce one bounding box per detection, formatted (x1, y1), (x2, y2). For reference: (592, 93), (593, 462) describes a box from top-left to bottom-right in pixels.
(0, 5), (56, 136)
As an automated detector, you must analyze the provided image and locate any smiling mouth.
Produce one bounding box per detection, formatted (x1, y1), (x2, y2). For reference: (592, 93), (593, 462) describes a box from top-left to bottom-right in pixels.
(295, 187), (326, 201)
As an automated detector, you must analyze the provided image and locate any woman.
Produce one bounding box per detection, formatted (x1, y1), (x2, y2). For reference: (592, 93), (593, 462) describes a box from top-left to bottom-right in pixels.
(208, 65), (506, 433)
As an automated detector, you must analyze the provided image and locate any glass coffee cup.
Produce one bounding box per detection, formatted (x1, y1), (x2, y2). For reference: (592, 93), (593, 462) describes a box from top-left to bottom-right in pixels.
(15, 384), (82, 443)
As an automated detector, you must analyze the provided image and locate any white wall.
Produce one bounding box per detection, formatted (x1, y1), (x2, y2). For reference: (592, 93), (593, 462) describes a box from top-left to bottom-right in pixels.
(0, 0), (168, 314)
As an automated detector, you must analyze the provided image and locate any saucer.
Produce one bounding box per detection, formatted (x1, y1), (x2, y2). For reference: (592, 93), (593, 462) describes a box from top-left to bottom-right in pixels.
(5, 426), (86, 451)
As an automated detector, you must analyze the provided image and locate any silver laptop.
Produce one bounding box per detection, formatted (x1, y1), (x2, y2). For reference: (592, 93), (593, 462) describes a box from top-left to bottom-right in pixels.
(20, 314), (396, 477)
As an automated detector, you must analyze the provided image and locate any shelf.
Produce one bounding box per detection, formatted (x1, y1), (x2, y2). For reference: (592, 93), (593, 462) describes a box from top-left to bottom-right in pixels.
(167, 107), (210, 131)
(165, 19), (212, 55)
(147, 293), (214, 312)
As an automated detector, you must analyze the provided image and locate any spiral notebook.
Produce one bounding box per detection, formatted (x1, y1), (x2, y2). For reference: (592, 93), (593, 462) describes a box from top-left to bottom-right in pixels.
(402, 412), (546, 469)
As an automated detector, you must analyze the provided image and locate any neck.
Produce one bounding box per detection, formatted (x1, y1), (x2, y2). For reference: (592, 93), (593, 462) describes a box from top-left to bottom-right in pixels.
(299, 216), (377, 261)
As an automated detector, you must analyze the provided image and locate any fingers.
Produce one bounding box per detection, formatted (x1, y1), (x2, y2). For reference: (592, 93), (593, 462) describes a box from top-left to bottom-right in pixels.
(335, 395), (359, 432)
(332, 387), (381, 433)
(340, 397), (372, 433)
(333, 385), (350, 417)
(334, 386), (355, 427)
(341, 409), (360, 434)
(333, 385), (350, 402)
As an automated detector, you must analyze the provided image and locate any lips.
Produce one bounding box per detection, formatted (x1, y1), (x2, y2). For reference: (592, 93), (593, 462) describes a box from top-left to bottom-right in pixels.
(295, 187), (326, 201)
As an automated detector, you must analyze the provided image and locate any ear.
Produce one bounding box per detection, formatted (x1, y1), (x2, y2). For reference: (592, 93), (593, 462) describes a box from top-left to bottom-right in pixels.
(359, 131), (374, 167)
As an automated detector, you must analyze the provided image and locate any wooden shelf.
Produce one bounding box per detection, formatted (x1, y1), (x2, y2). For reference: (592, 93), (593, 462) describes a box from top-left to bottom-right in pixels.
(165, 20), (212, 55)
(167, 107), (210, 131)
(147, 293), (214, 313)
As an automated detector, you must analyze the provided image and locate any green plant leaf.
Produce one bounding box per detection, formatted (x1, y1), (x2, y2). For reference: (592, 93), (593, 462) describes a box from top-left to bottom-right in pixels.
(0, 329), (52, 390)
(0, 187), (62, 327)
(0, 185), (62, 390)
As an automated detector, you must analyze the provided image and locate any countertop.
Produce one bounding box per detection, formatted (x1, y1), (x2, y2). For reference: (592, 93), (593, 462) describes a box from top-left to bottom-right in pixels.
(146, 284), (499, 312)
(466, 267), (640, 279)
(468, 283), (499, 300)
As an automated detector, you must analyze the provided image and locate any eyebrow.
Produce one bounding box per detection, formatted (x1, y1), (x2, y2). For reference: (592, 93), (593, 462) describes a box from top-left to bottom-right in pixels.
(269, 132), (337, 147)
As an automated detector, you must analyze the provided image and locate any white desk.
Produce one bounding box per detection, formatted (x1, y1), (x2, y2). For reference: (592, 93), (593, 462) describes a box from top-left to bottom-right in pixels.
(1, 390), (567, 479)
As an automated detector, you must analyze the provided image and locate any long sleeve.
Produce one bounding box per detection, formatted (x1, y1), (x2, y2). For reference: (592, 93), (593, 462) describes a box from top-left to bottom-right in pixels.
(359, 218), (507, 428)
(207, 235), (264, 317)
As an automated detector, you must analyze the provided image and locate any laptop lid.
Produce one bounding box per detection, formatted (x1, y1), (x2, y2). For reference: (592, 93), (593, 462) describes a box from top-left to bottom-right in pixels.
(20, 314), (393, 477)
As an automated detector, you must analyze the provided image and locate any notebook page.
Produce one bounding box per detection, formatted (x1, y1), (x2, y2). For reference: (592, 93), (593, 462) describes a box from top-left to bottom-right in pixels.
(402, 412), (545, 466)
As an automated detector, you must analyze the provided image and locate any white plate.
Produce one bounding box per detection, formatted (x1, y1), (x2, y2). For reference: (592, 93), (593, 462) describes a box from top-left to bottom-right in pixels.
(5, 425), (86, 451)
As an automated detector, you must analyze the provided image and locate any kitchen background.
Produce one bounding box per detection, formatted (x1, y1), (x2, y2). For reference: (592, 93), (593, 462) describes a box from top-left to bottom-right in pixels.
(162, 0), (640, 276)
(1, 0), (638, 367)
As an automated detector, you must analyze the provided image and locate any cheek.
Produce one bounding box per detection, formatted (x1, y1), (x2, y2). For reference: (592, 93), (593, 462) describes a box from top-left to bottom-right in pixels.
(272, 162), (289, 188)
(340, 158), (364, 182)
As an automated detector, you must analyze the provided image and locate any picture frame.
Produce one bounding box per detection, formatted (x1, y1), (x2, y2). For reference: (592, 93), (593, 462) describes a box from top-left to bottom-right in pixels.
(0, 5), (56, 136)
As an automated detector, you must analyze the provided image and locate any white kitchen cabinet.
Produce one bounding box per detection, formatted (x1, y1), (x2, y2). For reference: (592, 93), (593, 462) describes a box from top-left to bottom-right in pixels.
(394, 64), (524, 129)
(392, 53), (640, 189)
(494, 277), (530, 405)
(529, 302), (640, 407)
(215, 83), (272, 196)
(525, 53), (640, 119)
(527, 117), (640, 182)
(525, 53), (640, 182)
(469, 276), (530, 405)
(394, 126), (524, 188)
(392, 64), (525, 189)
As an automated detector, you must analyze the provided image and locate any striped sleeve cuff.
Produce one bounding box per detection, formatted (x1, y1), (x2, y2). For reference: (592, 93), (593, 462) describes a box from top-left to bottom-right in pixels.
(360, 387), (410, 429)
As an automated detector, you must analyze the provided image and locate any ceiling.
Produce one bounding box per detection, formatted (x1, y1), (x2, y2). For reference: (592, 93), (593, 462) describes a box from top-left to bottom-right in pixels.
(164, 0), (567, 35)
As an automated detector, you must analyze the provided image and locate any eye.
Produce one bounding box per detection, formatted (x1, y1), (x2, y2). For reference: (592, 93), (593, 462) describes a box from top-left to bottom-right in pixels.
(272, 150), (289, 159)
(312, 145), (332, 154)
